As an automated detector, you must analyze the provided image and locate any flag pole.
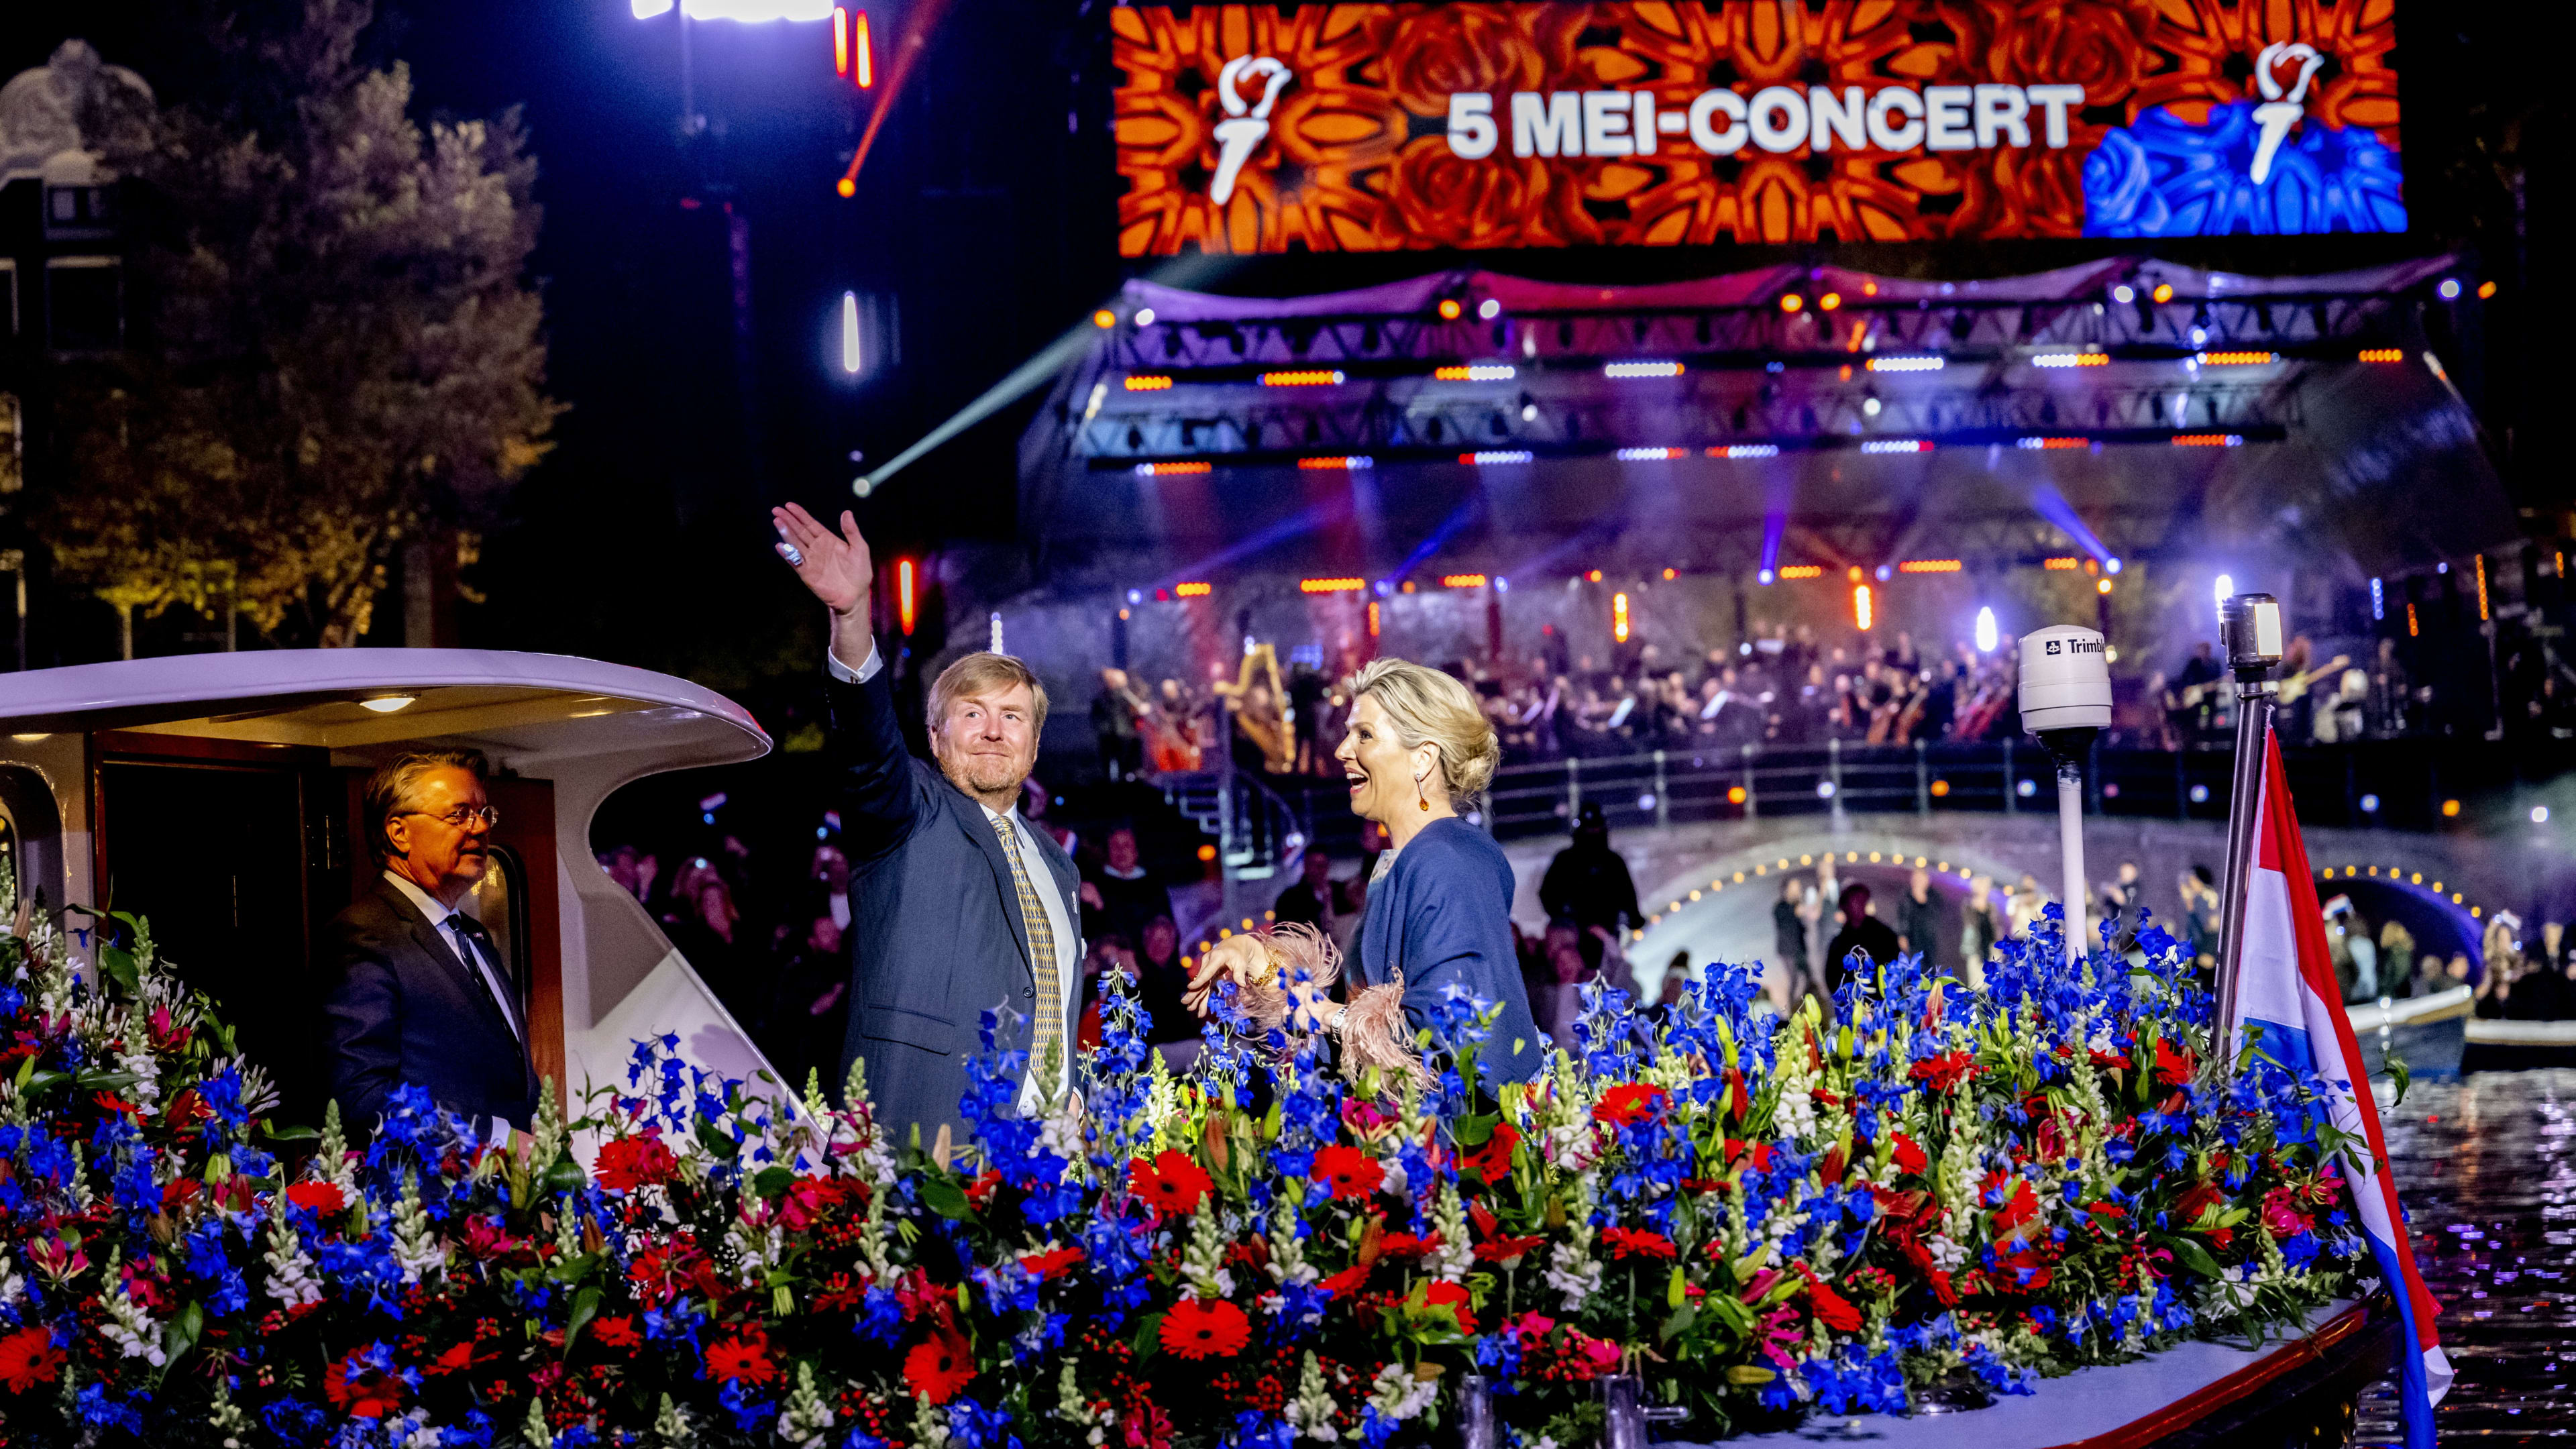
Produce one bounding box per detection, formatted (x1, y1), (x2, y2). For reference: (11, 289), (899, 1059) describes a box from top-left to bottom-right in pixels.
(2210, 592), (2285, 1070)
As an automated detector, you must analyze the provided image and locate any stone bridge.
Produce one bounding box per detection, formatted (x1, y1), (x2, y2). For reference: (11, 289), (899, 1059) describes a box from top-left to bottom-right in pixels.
(1496, 809), (2561, 986)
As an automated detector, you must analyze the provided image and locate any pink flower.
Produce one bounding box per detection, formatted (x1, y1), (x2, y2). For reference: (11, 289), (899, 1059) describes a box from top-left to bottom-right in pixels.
(2261, 1185), (2313, 1238)
(1507, 1312), (1557, 1348)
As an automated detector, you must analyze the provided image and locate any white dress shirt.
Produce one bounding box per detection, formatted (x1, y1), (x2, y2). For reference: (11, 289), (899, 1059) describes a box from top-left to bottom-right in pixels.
(828, 640), (1081, 1109)
(382, 870), (523, 1042)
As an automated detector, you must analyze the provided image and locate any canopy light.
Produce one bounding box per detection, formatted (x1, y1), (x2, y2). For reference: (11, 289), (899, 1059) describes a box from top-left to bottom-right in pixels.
(359, 696), (417, 714)
(1260, 370), (1344, 386)
(1174, 582), (1213, 598)
(1296, 455), (1374, 470)
(1615, 447), (1688, 461)
(2032, 352), (2109, 368)
(1865, 356), (1945, 373)
(1122, 375), (1174, 391)
(1776, 565), (1823, 580)
(1432, 364), (1516, 381)
(1299, 578), (1366, 594)
(1440, 574), (1489, 589)
(1603, 361), (1684, 378)
(2357, 348), (2404, 363)
(1132, 461), (1210, 476)
(2171, 433), (2244, 447)
(1459, 450), (1532, 466)
(1861, 439), (1931, 454)
(1710, 443), (1778, 459)
(1898, 559), (1962, 574)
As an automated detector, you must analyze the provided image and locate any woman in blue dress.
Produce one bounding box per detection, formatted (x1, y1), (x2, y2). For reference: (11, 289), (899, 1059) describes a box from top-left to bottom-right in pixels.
(1191, 659), (1544, 1083)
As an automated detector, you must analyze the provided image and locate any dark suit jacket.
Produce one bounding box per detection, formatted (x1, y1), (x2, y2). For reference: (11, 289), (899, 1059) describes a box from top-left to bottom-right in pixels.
(321, 877), (540, 1138)
(828, 657), (1083, 1146)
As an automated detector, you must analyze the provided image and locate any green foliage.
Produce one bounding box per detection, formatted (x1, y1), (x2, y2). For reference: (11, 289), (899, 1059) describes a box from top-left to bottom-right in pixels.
(43, 0), (559, 648)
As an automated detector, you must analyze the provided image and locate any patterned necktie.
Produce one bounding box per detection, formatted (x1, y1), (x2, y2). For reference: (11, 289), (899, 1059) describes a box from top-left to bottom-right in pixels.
(991, 812), (1063, 1080)
(447, 915), (524, 1042)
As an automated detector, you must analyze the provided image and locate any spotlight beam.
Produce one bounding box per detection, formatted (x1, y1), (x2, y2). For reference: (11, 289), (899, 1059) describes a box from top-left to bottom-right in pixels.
(837, 0), (955, 195)
(2028, 482), (2113, 564)
(1153, 499), (1353, 593)
(855, 325), (1097, 495)
(1391, 497), (1485, 583)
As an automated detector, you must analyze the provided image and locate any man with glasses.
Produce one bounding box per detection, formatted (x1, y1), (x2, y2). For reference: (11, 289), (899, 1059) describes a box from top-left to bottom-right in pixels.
(321, 749), (539, 1141)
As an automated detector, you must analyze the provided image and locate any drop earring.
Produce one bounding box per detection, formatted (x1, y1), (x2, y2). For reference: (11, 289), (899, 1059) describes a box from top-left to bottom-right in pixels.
(1415, 774), (1430, 812)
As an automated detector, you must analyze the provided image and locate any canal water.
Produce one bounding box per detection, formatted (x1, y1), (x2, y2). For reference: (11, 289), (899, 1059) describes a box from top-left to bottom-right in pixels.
(2357, 1069), (2576, 1444)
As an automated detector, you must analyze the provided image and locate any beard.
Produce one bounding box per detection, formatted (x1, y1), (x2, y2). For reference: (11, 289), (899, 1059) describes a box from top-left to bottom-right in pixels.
(938, 749), (1028, 801)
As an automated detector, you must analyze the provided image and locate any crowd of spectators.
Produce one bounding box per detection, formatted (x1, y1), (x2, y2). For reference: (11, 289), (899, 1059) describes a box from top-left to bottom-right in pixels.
(1095, 614), (2571, 787)
(2467, 912), (2576, 1022)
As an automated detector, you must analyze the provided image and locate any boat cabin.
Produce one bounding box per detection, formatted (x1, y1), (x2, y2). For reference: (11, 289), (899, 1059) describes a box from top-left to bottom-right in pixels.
(0, 649), (775, 1125)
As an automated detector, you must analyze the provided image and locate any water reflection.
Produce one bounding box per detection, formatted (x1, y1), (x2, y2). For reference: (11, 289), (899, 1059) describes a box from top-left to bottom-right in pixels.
(2357, 1069), (2576, 1444)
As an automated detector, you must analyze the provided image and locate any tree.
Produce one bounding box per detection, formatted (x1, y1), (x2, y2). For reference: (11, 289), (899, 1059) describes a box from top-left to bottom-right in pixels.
(47, 0), (559, 649)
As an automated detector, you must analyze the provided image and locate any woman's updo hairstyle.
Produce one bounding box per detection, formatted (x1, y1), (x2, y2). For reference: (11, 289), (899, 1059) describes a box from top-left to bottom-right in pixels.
(1351, 658), (1501, 807)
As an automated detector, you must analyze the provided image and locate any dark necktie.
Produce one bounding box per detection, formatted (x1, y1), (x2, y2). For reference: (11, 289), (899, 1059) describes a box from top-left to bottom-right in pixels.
(446, 914), (524, 1042)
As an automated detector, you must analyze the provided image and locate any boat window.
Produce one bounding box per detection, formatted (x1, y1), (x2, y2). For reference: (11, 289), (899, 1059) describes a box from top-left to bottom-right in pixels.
(462, 843), (532, 1014)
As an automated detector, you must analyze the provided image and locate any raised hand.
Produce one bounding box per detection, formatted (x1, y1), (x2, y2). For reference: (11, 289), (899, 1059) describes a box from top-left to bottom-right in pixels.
(770, 502), (873, 617)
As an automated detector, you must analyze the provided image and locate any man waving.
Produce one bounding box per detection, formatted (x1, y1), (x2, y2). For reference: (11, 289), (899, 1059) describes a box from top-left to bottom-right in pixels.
(772, 503), (1083, 1147)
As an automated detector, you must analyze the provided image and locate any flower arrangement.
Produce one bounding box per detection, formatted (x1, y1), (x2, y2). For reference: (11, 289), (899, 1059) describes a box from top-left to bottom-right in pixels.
(0, 855), (2381, 1448)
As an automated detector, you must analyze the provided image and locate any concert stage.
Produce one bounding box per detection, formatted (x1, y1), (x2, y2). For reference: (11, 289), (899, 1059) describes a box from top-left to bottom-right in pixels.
(1018, 256), (2509, 597)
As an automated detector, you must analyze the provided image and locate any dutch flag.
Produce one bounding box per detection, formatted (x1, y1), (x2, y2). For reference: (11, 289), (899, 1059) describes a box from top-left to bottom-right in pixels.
(2226, 727), (2451, 1447)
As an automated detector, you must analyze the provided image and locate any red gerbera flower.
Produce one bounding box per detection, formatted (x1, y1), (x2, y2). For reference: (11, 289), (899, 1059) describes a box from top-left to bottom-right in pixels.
(1159, 1298), (1252, 1360)
(324, 1347), (406, 1419)
(0, 1326), (65, 1393)
(1021, 1244), (1087, 1280)
(2152, 1036), (2196, 1088)
(1890, 1132), (1929, 1177)
(593, 1132), (680, 1192)
(1592, 1084), (1668, 1126)
(904, 1330), (975, 1403)
(1600, 1227), (1677, 1261)
(1318, 1264), (1371, 1298)
(1419, 1281), (1474, 1334)
(1309, 1144), (1384, 1201)
(1456, 1122), (1519, 1181)
(705, 1331), (777, 1386)
(1807, 1279), (1864, 1332)
(1128, 1150), (1214, 1215)
(423, 1341), (479, 1378)
(588, 1316), (642, 1350)
(1909, 1052), (1978, 1091)
(284, 1181), (346, 1216)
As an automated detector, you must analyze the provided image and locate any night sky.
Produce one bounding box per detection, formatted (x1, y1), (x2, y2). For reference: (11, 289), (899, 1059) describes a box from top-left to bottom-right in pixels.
(1, 2), (2562, 695)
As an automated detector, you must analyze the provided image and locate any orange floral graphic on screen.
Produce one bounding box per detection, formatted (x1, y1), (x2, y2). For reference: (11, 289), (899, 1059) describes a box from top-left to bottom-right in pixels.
(1112, 0), (2400, 254)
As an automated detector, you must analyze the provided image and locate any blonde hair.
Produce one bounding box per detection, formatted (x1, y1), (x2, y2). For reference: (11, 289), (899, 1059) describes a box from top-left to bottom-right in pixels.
(1351, 658), (1500, 805)
(928, 653), (1050, 734)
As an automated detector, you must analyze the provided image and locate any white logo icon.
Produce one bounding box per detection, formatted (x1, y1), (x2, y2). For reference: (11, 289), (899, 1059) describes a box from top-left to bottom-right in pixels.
(2249, 42), (2324, 185)
(1210, 55), (1292, 205)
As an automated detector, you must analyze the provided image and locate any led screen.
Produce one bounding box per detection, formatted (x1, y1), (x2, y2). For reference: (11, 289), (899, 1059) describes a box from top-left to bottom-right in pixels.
(1112, 2), (2403, 254)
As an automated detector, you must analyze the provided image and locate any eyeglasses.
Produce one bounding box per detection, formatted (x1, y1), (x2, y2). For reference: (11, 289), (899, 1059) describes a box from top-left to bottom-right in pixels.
(400, 805), (501, 830)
